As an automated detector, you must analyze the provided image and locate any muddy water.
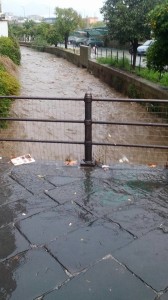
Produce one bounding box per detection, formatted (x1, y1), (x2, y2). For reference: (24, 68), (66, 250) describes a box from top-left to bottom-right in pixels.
(0, 46), (168, 165)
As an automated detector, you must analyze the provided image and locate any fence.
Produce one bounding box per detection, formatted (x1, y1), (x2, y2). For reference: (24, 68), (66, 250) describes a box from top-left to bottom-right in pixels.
(0, 94), (168, 166)
(90, 47), (145, 69)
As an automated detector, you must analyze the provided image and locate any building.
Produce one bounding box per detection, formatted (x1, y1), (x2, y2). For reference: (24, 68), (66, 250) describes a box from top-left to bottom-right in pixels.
(0, 4), (8, 37)
(83, 17), (99, 27)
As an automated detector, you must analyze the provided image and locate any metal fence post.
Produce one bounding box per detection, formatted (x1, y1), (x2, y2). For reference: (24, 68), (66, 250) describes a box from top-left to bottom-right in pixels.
(81, 93), (95, 166)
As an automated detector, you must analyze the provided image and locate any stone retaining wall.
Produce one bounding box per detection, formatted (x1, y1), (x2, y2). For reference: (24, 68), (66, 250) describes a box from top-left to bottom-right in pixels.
(87, 60), (168, 100)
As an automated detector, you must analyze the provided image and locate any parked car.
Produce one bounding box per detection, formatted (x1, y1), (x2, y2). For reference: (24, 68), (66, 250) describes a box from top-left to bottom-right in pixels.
(74, 37), (87, 46)
(137, 40), (155, 56)
(68, 36), (78, 45)
(85, 38), (104, 47)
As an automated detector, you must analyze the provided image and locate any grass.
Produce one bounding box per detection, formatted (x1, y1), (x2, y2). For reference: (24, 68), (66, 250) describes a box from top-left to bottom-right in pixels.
(136, 68), (168, 87)
(97, 56), (130, 71)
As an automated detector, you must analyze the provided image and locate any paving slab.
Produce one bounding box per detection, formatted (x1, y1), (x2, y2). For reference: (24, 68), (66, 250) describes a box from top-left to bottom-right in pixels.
(45, 177), (103, 205)
(0, 176), (32, 206)
(43, 255), (156, 300)
(45, 175), (80, 186)
(159, 291), (168, 300)
(0, 248), (68, 300)
(107, 205), (163, 237)
(0, 224), (30, 262)
(46, 219), (134, 274)
(0, 193), (57, 227)
(113, 229), (168, 291)
(16, 203), (95, 245)
(10, 171), (55, 195)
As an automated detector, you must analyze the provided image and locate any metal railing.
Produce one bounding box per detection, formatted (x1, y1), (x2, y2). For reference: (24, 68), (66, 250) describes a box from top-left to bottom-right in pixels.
(92, 47), (146, 69)
(0, 93), (168, 166)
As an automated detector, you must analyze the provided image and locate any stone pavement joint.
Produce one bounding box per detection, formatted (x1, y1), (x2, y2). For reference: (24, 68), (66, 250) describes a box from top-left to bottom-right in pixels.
(0, 160), (168, 299)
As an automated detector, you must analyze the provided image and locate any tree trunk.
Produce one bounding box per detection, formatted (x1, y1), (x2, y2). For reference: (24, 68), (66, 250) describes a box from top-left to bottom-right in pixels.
(65, 35), (68, 49)
(131, 38), (139, 69)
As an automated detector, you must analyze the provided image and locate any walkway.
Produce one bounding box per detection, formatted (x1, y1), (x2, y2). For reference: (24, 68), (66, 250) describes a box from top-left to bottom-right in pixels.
(0, 158), (168, 299)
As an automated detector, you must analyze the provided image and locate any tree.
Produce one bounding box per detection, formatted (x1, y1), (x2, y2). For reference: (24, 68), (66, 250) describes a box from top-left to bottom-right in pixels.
(147, 1), (168, 73)
(54, 7), (82, 48)
(100, 0), (162, 68)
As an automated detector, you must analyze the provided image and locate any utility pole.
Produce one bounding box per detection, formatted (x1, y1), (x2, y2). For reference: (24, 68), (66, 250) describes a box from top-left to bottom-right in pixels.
(0, 0), (2, 14)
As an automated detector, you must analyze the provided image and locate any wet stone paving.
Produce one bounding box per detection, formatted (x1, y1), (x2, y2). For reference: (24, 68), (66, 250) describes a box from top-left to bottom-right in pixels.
(0, 159), (168, 300)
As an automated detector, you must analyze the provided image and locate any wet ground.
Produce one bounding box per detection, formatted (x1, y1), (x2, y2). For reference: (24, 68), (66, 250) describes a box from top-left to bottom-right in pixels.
(0, 46), (167, 165)
(0, 159), (168, 299)
(1, 44), (168, 300)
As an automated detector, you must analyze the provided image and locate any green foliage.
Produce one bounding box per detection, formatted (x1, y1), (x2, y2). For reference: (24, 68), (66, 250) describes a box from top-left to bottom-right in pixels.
(0, 37), (21, 65)
(100, 0), (161, 68)
(148, 1), (168, 38)
(31, 36), (48, 50)
(97, 56), (130, 71)
(46, 26), (62, 46)
(54, 7), (82, 48)
(9, 23), (25, 40)
(0, 69), (20, 95)
(136, 67), (168, 87)
(101, 0), (160, 43)
(146, 40), (168, 73)
(0, 69), (20, 128)
(147, 1), (168, 73)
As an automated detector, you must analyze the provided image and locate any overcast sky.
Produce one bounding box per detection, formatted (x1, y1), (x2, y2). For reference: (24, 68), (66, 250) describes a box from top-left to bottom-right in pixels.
(2, 0), (105, 19)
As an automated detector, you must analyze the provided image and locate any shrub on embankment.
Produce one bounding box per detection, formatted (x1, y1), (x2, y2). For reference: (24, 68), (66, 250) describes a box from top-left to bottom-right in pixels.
(0, 36), (21, 65)
(0, 43), (21, 127)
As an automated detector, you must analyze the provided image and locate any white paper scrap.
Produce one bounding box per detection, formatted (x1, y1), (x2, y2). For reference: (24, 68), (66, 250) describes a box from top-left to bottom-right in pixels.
(11, 154), (35, 166)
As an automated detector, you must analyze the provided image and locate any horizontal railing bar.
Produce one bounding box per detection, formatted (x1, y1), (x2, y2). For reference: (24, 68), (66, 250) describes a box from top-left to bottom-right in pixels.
(0, 96), (84, 101)
(0, 138), (84, 144)
(0, 96), (168, 103)
(93, 98), (168, 103)
(0, 118), (168, 127)
(0, 138), (168, 149)
(92, 142), (168, 149)
(92, 121), (168, 127)
(0, 118), (84, 123)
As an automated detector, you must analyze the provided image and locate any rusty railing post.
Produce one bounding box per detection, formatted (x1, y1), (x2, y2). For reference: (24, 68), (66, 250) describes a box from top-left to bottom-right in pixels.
(81, 93), (95, 166)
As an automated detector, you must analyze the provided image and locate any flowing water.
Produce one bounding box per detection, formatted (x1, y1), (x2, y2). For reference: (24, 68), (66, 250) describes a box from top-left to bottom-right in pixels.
(0, 46), (167, 165)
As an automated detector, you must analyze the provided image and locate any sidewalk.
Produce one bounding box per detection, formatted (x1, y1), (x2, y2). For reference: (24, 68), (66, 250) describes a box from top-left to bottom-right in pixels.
(0, 158), (168, 300)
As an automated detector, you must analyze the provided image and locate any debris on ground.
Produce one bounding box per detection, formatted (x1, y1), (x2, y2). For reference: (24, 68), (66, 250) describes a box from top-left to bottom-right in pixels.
(102, 165), (109, 170)
(148, 163), (157, 168)
(64, 155), (77, 166)
(11, 154), (35, 166)
(119, 156), (129, 163)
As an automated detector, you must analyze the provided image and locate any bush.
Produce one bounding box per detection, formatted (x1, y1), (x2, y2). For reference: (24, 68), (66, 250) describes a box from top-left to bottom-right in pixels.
(0, 61), (20, 128)
(0, 36), (21, 65)
(0, 69), (20, 95)
(31, 36), (48, 51)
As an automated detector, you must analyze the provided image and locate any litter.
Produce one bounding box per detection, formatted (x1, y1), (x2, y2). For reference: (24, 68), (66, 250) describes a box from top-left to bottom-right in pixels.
(102, 165), (109, 170)
(148, 163), (157, 168)
(64, 160), (77, 166)
(11, 154), (35, 166)
(119, 155), (129, 163)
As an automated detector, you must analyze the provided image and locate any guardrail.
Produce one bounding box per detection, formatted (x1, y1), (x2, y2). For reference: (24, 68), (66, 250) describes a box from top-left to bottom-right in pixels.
(0, 94), (168, 166)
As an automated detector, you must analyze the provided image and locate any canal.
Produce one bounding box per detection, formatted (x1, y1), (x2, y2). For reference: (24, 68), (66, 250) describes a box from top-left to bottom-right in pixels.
(0, 46), (167, 166)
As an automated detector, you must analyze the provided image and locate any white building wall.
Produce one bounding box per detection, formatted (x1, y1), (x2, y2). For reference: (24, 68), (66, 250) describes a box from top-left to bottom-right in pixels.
(0, 20), (8, 37)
